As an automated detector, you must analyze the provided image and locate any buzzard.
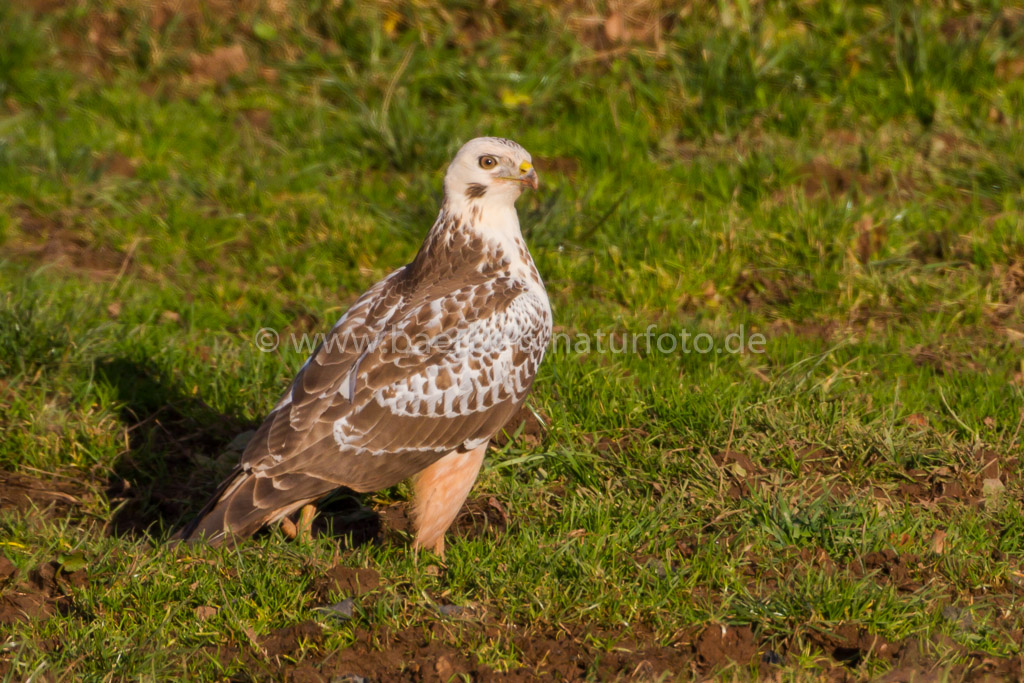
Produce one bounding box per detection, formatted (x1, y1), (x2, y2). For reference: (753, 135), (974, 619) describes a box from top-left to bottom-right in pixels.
(177, 137), (552, 558)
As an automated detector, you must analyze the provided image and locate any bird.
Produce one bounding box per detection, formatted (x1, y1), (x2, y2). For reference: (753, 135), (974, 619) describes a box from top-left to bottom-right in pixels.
(175, 137), (552, 558)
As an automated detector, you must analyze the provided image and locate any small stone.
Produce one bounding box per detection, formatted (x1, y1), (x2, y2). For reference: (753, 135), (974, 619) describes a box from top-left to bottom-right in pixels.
(645, 559), (674, 579)
(437, 603), (463, 617)
(941, 605), (974, 633)
(317, 598), (354, 621)
(983, 478), (1005, 500)
(0, 556), (16, 581)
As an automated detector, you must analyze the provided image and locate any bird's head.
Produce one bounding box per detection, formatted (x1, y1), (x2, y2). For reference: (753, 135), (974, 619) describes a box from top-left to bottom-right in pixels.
(443, 137), (538, 208)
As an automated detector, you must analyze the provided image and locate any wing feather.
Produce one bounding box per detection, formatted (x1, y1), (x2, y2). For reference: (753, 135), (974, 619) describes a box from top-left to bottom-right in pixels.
(181, 258), (551, 542)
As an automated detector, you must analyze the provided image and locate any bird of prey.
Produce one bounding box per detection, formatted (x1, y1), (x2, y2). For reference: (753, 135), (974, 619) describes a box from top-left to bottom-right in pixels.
(176, 137), (551, 558)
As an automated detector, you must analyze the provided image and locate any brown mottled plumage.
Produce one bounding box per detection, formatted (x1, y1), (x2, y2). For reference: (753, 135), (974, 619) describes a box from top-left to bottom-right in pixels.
(176, 138), (550, 556)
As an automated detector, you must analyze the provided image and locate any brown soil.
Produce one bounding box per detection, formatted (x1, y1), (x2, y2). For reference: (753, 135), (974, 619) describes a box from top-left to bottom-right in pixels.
(734, 269), (810, 309)
(199, 612), (1024, 682)
(209, 618), (707, 682)
(0, 559), (88, 626)
(694, 623), (757, 669)
(4, 460), (1024, 680)
(579, 426), (650, 458)
(93, 152), (138, 179)
(777, 153), (922, 207)
(6, 206), (130, 279)
(449, 496), (510, 541)
(0, 470), (89, 516)
(712, 449), (761, 499)
(997, 258), (1024, 307)
(312, 566), (380, 600)
(491, 405), (547, 449)
(768, 318), (840, 342)
(189, 44), (249, 85)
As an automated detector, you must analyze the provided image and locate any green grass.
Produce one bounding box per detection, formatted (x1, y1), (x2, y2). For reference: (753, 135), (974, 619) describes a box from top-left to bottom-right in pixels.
(2, 0), (1024, 679)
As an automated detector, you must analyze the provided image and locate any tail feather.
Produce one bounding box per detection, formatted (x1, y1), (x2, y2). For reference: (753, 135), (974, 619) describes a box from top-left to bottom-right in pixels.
(173, 468), (334, 545)
(173, 470), (279, 545)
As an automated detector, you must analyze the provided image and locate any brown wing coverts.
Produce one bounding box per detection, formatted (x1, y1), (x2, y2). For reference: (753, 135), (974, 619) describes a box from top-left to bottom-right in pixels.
(179, 238), (551, 543)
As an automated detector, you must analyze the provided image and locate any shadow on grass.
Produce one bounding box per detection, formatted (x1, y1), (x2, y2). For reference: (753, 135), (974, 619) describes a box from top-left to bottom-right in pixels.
(97, 357), (387, 548)
(98, 357), (250, 538)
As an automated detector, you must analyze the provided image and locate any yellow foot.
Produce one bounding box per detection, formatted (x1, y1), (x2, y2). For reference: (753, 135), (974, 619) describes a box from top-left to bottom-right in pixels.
(280, 504), (316, 541)
(297, 504), (316, 543)
(280, 517), (297, 539)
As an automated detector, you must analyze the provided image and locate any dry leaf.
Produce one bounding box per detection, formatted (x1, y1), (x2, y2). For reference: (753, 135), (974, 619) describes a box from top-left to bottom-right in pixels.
(1003, 328), (1024, 343)
(856, 214), (886, 263)
(983, 478), (1005, 499)
(487, 497), (509, 525)
(996, 58), (1024, 81)
(194, 605), (217, 620)
(930, 529), (947, 554)
(905, 413), (929, 428)
(189, 44), (248, 85)
(604, 12), (625, 43)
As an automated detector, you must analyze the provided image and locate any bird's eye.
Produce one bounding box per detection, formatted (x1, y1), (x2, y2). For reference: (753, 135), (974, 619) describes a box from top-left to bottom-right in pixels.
(478, 156), (497, 169)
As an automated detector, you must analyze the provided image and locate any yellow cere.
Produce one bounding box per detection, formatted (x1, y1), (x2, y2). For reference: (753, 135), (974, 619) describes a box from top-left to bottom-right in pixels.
(519, 161), (533, 173)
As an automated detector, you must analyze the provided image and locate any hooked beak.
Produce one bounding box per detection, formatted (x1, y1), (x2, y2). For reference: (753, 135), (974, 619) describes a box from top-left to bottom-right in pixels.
(519, 161), (539, 190)
(502, 161), (539, 190)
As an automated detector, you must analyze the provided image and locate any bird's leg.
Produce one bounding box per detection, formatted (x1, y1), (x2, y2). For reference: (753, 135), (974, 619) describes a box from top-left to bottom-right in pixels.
(411, 445), (486, 561)
(280, 516), (298, 539)
(279, 504), (316, 541)
(296, 504), (316, 542)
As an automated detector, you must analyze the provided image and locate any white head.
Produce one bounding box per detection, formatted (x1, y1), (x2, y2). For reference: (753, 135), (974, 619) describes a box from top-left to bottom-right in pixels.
(443, 137), (538, 211)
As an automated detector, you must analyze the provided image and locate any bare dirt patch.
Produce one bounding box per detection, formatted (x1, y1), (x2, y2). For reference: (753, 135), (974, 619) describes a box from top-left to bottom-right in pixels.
(768, 318), (840, 342)
(789, 156), (914, 202)
(804, 624), (904, 669)
(449, 496), (510, 542)
(733, 268), (810, 309)
(694, 623), (757, 670)
(93, 152), (138, 179)
(492, 405), (547, 449)
(312, 566), (380, 600)
(204, 614), (1024, 682)
(6, 206), (129, 280)
(0, 470), (89, 516)
(188, 44), (249, 85)
(264, 622), (705, 682)
(0, 559), (88, 626)
(996, 258), (1024, 309)
(712, 449), (761, 500)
